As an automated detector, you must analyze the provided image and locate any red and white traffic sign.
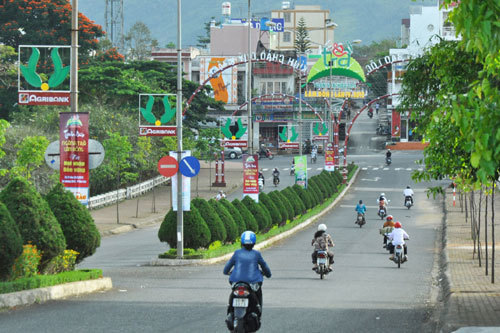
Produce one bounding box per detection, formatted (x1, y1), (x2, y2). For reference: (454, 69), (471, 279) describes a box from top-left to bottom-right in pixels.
(157, 156), (179, 177)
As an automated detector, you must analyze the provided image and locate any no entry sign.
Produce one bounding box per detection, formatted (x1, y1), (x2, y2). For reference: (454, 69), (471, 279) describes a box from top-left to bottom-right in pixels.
(157, 156), (179, 177)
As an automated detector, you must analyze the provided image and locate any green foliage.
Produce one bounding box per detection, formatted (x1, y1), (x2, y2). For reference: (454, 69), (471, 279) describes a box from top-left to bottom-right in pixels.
(102, 131), (138, 187)
(258, 192), (282, 226)
(208, 199), (238, 243)
(45, 183), (101, 263)
(0, 269), (102, 294)
(313, 175), (330, 198)
(282, 187), (306, 215)
(43, 249), (79, 275)
(219, 199), (246, 235)
(294, 17), (311, 53)
(242, 196), (271, 231)
(268, 191), (289, 223)
(11, 135), (49, 180)
(307, 180), (324, 203)
(292, 184), (313, 210)
(0, 202), (23, 280)
(158, 248), (203, 259)
(321, 171), (338, 195)
(124, 21), (154, 61)
(158, 206), (211, 250)
(11, 244), (41, 280)
(192, 198), (226, 243)
(231, 199), (258, 232)
(276, 190), (295, 220)
(0, 177), (66, 267)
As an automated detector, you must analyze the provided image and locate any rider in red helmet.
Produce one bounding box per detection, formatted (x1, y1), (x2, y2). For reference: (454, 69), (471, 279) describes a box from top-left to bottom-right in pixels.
(387, 221), (409, 261)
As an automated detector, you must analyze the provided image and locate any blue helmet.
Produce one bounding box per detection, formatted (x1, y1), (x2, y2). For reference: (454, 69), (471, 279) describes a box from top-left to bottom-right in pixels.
(241, 231), (256, 245)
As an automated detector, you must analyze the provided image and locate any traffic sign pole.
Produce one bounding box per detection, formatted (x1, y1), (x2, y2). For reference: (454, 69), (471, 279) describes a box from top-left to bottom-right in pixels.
(176, 0), (183, 259)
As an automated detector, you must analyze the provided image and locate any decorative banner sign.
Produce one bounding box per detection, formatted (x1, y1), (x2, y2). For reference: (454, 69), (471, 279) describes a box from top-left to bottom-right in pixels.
(139, 94), (177, 137)
(294, 155), (308, 188)
(324, 142), (335, 171)
(199, 56), (238, 104)
(392, 111), (401, 138)
(157, 156), (179, 178)
(312, 122), (329, 141)
(243, 154), (259, 202)
(59, 112), (89, 205)
(18, 45), (71, 105)
(169, 151), (191, 211)
(278, 125), (299, 149)
(220, 116), (248, 148)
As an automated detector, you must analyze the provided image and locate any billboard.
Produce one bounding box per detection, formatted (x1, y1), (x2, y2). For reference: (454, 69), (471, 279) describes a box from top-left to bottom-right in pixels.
(199, 56), (238, 104)
(392, 111), (401, 138)
(243, 154), (259, 202)
(139, 94), (177, 137)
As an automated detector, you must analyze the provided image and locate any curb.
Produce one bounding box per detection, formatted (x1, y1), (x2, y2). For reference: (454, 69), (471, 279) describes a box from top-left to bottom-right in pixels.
(150, 168), (360, 266)
(0, 277), (113, 309)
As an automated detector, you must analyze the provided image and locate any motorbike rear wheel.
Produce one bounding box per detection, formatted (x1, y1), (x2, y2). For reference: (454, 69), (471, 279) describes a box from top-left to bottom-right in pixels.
(397, 255), (401, 268)
(234, 319), (245, 333)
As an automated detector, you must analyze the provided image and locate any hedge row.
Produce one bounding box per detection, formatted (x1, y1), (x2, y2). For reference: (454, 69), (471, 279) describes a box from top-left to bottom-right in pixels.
(158, 165), (356, 251)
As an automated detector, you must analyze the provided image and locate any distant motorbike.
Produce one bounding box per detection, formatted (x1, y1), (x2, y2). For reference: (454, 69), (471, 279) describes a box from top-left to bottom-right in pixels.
(258, 149), (273, 160)
(367, 109), (373, 118)
(355, 213), (366, 227)
(314, 250), (331, 280)
(273, 175), (279, 187)
(290, 165), (295, 176)
(404, 196), (413, 209)
(386, 156), (392, 165)
(258, 178), (264, 191)
(378, 205), (387, 220)
(311, 151), (317, 164)
(225, 282), (261, 332)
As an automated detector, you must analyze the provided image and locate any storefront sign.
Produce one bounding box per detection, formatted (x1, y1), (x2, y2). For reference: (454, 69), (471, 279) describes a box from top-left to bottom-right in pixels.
(59, 112), (89, 205)
(294, 155), (307, 188)
(392, 111), (401, 138)
(243, 154), (259, 202)
(324, 142), (335, 171)
(220, 116), (248, 147)
(304, 90), (365, 99)
(279, 142), (299, 149)
(365, 54), (409, 73)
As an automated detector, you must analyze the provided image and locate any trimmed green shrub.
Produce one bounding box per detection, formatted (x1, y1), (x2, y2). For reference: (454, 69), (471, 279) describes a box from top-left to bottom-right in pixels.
(242, 196), (271, 231)
(275, 190), (295, 220)
(0, 202), (23, 280)
(333, 170), (343, 184)
(220, 199), (246, 235)
(322, 171), (339, 193)
(307, 180), (323, 204)
(192, 198), (226, 243)
(45, 183), (101, 264)
(268, 191), (288, 223)
(0, 177), (66, 267)
(292, 184), (313, 210)
(319, 172), (335, 197)
(231, 199), (258, 232)
(311, 176), (328, 199)
(208, 199), (238, 243)
(258, 192), (282, 226)
(158, 206), (211, 249)
(282, 187), (305, 215)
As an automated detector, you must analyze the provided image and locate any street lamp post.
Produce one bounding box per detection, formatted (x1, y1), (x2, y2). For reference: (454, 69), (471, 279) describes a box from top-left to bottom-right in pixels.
(247, 0), (253, 155)
(176, 0), (183, 259)
(298, 53), (303, 156)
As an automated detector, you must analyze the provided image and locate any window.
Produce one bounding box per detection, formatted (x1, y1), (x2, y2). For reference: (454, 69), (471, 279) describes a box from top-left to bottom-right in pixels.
(260, 82), (266, 95)
(283, 32), (291, 43)
(284, 12), (291, 23)
(274, 82), (281, 93)
(281, 82), (287, 94)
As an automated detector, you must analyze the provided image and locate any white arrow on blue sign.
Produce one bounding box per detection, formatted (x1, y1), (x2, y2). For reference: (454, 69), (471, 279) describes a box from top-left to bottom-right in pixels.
(179, 156), (201, 177)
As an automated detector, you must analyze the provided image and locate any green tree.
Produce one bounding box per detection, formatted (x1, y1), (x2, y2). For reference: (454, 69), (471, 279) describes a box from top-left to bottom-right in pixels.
(0, 119), (10, 176)
(231, 198), (258, 232)
(0, 201), (23, 280)
(197, 17), (218, 48)
(292, 184), (313, 210)
(124, 21), (154, 61)
(158, 206), (211, 250)
(258, 192), (282, 226)
(45, 183), (100, 263)
(192, 198), (226, 243)
(10, 135), (49, 181)
(268, 190), (289, 223)
(134, 136), (157, 216)
(208, 199), (238, 243)
(294, 17), (311, 53)
(220, 198), (246, 235)
(166, 42), (176, 48)
(282, 187), (305, 215)
(0, 177), (66, 268)
(242, 196), (271, 232)
(0, 45), (17, 119)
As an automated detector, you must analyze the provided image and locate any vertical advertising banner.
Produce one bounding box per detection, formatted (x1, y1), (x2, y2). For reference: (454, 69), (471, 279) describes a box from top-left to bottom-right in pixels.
(169, 151), (191, 211)
(242, 154), (259, 202)
(199, 56), (238, 104)
(59, 112), (89, 205)
(294, 155), (308, 188)
(324, 142), (335, 171)
(392, 111), (401, 138)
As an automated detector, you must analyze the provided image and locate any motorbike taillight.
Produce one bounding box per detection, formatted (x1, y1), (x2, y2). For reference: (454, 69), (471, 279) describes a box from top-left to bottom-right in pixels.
(396, 245), (403, 249)
(318, 253), (326, 258)
(233, 285), (250, 297)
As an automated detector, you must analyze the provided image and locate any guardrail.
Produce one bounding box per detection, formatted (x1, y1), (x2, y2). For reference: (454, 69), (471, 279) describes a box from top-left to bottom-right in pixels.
(88, 176), (170, 210)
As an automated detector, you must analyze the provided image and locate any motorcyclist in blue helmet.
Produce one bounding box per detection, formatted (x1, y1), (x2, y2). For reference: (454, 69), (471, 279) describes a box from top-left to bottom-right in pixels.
(224, 231), (272, 323)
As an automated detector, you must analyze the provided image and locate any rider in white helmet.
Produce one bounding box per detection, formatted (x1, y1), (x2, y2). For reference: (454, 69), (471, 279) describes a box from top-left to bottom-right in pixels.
(311, 224), (335, 271)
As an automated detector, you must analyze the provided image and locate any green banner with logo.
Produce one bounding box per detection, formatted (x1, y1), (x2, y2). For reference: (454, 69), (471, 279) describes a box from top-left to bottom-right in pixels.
(294, 155), (307, 188)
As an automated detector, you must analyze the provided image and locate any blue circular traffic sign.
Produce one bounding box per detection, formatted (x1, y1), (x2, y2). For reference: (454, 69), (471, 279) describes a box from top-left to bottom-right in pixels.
(179, 156), (201, 177)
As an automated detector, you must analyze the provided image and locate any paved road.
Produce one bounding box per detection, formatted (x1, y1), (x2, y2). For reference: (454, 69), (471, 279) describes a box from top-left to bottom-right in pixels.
(0, 113), (446, 332)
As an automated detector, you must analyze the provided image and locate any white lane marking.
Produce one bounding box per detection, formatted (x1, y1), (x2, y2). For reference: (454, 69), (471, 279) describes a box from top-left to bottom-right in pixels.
(283, 168), (289, 170)
(307, 168), (312, 170)
(263, 168), (269, 171)
(418, 168), (423, 171)
(395, 168), (402, 170)
(406, 168), (412, 171)
(317, 167), (323, 170)
(383, 168), (389, 170)
(373, 168), (379, 170)
(360, 177), (381, 182)
(362, 167), (368, 170)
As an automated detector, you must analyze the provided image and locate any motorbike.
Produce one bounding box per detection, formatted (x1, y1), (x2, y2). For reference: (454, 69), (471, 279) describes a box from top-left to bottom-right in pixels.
(290, 165), (295, 176)
(258, 177), (264, 191)
(225, 282), (261, 332)
(404, 196), (413, 209)
(273, 175), (279, 187)
(314, 250), (330, 279)
(355, 213), (366, 227)
(367, 109), (373, 118)
(378, 205), (387, 220)
(391, 241), (408, 268)
(386, 156), (392, 165)
(258, 149), (273, 160)
(311, 151), (317, 164)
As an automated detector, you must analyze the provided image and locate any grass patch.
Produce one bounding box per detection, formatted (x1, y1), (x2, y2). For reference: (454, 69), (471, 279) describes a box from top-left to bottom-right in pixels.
(0, 269), (103, 294)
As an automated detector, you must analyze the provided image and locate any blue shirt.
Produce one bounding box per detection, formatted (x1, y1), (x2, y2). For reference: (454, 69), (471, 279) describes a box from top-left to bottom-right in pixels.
(223, 248), (272, 283)
(355, 204), (366, 214)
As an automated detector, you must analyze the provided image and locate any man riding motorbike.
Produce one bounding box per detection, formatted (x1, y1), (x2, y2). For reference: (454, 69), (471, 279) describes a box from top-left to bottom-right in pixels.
(311, 145), (318, 163)
(403, 185), (414, 206)
(272, 168), (280, 186)
(355, 200), (367, 225)
(385, 149), (392, 165)
(380, 215), (395, 248)
(311, 224), (334, 271)
(223, 231), (272, 329)
(258, 169), (265, 186)
(378, 193), (388, 215)
(387, 222), (409, 261)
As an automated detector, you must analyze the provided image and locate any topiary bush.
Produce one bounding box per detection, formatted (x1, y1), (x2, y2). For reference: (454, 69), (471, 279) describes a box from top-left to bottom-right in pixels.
(231, 199), (259, 232)
(274, 190), (294, 221)
(307, 180), (323, 204)
(0, 202), (23, 280)
(220, 199), (246, 236)
(208, 199), (238, 243)
(333, 170), (343, 184)
(319, 172), (334, 197)
(192, 198), (227, 243)
(258, 192), (282, 226)
(158, 205), (211, 249)
(0, 177), (66, 268)
(45, 183), (101, 264)
(292, 184), (313, 210)
(268, 191), (288, 223)
(282, 187), (305, 215)
(311, 176), (328, 200)
(242, 196), (271, 232)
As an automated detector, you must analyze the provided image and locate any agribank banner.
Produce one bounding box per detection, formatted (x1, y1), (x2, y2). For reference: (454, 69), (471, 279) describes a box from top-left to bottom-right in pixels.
(243, 154), (259, 202)
(199, 56), (238, 104)
(59, 112), (89, 205)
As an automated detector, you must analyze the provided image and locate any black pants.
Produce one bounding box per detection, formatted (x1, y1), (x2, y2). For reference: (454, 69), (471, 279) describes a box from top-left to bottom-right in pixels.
(388, 244), (408, 255)
(312, 251), (334, 265)
(404, 196), (414, 205)
(227, 282), (263, 317)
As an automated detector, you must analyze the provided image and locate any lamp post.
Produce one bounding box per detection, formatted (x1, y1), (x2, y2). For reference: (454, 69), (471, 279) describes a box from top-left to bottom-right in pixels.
(176, 0), (183, 259)
(247, 0), (253, 154)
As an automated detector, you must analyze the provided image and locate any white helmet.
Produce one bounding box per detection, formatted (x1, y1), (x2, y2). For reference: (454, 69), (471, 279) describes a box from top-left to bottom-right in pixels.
(381, 193), (385, 196)
(318, 224), (327, 231)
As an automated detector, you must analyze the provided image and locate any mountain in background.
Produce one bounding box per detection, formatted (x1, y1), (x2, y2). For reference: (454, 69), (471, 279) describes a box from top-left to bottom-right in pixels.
(80, 0), (438, 48)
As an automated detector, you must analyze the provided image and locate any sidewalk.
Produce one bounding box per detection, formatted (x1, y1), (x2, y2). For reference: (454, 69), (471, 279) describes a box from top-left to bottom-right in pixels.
(440, 188), (500, 332)
(90, 161), (243, 236)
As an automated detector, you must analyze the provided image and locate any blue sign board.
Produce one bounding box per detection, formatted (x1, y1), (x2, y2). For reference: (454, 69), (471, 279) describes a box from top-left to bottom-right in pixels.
(245, 18), (284, 32)
(179, 156), (201, 177)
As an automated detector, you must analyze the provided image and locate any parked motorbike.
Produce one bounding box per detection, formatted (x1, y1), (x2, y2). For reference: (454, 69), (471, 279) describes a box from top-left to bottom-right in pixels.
(225, 282), (261, 332)
(355, 213), (366, 227)
(378, 205), (387, 220)
(258, 149), (273, 160)
(404, 196), (413, 209)
(273, 175), (279, 187)
(391, 241), (408, 268)
(290, 165), (295, 176)
(386, 156), (392, 165)
(314, 250), (330, 279)
(367, 109), (373, 119)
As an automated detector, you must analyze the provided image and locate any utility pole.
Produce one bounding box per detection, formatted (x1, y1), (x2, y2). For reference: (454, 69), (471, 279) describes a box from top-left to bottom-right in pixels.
(70, 0), (78, 114)
(298, 53), (303, 156)
(247, 0), (253, 154)
(176, 0), (184, 259)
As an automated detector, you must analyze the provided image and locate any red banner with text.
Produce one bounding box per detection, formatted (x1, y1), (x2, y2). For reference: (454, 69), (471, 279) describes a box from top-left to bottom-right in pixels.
(59, 112), (89, 205)
(243, 154), (259, 202)
(392, 111), (401, 138)
(324, 142), (335, 171)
